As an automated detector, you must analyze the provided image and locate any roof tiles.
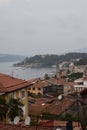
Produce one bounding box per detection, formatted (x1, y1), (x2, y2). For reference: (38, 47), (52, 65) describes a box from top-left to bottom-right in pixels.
(45, 98), (75, 116)
(0, 73), (32, 93)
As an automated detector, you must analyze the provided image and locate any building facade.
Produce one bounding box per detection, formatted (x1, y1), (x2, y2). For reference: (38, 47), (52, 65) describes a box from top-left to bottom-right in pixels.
(0, 73), (32, 122)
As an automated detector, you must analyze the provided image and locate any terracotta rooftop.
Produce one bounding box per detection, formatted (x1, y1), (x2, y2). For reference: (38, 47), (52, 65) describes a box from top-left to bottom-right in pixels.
(29, 80), (50, 88)
(29, 98), (54, 116)
(0, 123), (36, 130)
(83, 76), (87, 81)
(29, 78), (74, 89)
(48, 78), (74, 86)
(29, 97), (75, 116)
(40, 120), (81, 128)
(45, 98), (75, 116)
(0, 121), (82, 130)
(0, 73), (32, 93)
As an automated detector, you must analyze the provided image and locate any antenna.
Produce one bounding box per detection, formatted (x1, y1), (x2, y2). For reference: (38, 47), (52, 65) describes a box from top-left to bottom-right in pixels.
(58, 94), (62, 100)
(13, 116), (20, 125)
(25, 116), (31, 125)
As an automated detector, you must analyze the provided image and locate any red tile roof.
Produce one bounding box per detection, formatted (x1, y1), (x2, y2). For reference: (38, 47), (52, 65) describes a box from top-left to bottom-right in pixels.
(0, 73), (32, 93)
(0, 121), (82, 130)
(45, 98), (75, 116)
(0, 123), (36, 130)
(29, 97), (75, 117)
(40, 120), (81, 128)
(83, 76), (87, 81)
(29, 78), (74, 89)
(40, 120), (54, 127)
(30, 80), (50, 88)
(48, 78), (74, 86)
(29, 98), (55, 116)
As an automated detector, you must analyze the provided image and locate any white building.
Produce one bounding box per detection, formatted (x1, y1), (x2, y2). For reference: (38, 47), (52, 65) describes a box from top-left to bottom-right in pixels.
(74, 77), (87, 92)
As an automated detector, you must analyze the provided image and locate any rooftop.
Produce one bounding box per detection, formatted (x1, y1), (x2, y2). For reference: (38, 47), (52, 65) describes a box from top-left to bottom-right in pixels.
(0, 73), (32, 93)
(0, 121), (82, 130)
(45, 97), (75, 116)
(48, 78), (74, 86)
(29, 78), (74, 89)
(83, 76), (87, 81)
(29, 97), (75, 116)
(29, 80), (50, 88)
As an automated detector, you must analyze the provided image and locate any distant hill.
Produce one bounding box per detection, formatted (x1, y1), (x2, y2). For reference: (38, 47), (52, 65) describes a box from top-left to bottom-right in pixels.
(14, 52), (87, 68)
(0, 54), (25, 62)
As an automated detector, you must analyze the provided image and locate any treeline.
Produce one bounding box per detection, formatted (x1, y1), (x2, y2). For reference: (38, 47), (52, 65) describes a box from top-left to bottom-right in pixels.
(75, 58), (87, 65)
(14, 53), (87, 67)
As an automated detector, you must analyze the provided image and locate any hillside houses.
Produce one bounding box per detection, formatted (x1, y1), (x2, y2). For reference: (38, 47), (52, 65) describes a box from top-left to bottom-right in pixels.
(0, 73), (75, 121)
(0, 72), (85, 129)
(59, 61), (87, 74)
(28, 77), (74, 97)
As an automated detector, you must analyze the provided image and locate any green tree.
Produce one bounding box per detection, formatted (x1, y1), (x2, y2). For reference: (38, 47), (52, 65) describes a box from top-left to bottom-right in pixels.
(67, 72), (83, 81)
(8, 98), (24, 122)
(0, 96), (8, 121)
(44, 73), (50, 80)
(60, 113), (79, 122)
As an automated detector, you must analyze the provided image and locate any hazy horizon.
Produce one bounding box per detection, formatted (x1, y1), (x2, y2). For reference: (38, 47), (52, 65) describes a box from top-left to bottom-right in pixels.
(0, 0), (87, 55)
(0, 46), (87, 57)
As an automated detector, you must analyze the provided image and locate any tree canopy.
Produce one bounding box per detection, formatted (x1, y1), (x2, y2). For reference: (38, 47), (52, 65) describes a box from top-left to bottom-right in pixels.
(14, 53), (87, 68)
(0, 97), (24, 122)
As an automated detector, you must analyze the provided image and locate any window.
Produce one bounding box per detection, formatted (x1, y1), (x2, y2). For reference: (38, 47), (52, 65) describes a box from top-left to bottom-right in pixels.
(29, 87), (31, 90)
(38, 87), (41, 90)
(21, 89), (25, 98)
(33, 87), (35, 90)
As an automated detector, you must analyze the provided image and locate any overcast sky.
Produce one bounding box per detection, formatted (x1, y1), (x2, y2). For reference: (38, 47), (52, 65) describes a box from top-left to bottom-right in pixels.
(0, 0), (87, 56)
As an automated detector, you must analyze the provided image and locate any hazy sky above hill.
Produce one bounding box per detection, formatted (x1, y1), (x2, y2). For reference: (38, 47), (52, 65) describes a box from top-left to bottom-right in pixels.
(0, 0), (87, 56)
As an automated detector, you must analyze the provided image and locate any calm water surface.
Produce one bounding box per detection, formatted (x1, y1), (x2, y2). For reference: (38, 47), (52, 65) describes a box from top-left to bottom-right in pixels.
(0, 62), (57, 80)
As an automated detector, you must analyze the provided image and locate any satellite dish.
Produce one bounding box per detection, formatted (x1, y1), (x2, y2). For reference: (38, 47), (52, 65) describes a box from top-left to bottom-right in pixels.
(25, 116), (31, 125)
(42, 103), (45, 106)
(58, 94), (62, 100)
(14, 116), (20, 125)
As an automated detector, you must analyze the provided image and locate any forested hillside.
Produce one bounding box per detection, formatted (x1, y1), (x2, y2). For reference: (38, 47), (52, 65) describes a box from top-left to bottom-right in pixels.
(14, 53), (87, 67)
